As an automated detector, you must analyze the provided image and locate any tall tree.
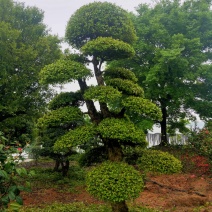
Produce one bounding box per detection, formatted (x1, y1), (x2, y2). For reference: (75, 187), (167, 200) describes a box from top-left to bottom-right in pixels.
(39, 2), (162, 211)
(0, 0), (62, 144)
(110, 0), (212, 145)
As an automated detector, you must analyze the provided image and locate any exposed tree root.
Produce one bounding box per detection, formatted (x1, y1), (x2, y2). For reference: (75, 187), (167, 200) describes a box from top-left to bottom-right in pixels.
(148, 179), (206, 197)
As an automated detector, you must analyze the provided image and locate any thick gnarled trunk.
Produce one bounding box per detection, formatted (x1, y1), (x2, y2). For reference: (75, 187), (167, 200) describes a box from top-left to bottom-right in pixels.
(53, 159), (70, 176)
(78, 78), (101, 124)
(107, 140), (123, 162)
(92, 56), (111, 118)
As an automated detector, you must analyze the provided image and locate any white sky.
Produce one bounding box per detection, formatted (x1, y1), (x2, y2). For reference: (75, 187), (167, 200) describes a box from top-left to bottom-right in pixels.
(15, 0), (153, 37)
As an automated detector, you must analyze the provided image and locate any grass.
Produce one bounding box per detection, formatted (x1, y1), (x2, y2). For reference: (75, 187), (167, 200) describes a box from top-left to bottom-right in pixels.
(17, 162), (86, 192)
(19, 202), (161, 212)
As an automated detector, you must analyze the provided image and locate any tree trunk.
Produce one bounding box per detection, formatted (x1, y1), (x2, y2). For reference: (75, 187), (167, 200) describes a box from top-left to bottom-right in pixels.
(111, 201), (128, 212)
(160, 107), (169, 146)
(61, 160), (70, 176)
(92, 56), (111, 118)
(53, 160), (60, 172)
(78, 78), (101, 124)
(107, 140), (123, 162)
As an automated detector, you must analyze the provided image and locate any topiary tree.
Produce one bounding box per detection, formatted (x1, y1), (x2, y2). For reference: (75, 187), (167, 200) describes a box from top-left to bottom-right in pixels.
(86, 161), (144, 211)
(39, 2), (162, 211)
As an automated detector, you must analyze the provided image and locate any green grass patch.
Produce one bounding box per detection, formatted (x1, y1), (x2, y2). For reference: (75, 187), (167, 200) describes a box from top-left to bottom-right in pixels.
(19, 202), (161, 212)
(16, 163), (86, 191)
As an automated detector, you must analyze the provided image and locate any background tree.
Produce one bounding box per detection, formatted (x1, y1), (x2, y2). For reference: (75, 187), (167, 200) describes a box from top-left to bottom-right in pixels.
(110, 0), (212, 145)
(39, 2), (162, 211)
(0, 0), (62, 145)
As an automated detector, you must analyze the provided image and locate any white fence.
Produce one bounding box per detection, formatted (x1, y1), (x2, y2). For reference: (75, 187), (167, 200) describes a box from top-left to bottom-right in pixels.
(14, 133), (188, 161)
(146, 133), (188, 147)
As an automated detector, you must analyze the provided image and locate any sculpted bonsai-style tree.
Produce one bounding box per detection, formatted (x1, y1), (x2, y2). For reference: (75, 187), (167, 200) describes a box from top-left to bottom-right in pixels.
(39, 2), (162, 211)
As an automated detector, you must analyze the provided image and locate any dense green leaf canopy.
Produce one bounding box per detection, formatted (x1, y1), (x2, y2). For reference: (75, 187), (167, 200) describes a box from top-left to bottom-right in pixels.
(39, 60), (92, 85)
(86, 161), (144, 202)
(104, 67), (138, 83)
(65, 1), (137, 48)
(48, 91), (83, 110)
(37, 107), (83, 128)
(106, 78), (144, 97)
(0, 0), (61, 143)
(122, 97), (162, 121)
(97, 118), (147, 145)
(54, 125), (96, 152)
(81, 37), (135, 61)
(84, 85), (122, 103)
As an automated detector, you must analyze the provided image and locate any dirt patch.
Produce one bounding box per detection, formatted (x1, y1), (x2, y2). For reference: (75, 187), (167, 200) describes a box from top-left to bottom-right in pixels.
(135, 174), (212, 211)
(22, 172), (212, 211)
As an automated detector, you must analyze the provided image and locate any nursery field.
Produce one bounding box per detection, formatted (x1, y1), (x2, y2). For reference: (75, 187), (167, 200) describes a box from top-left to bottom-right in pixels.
(18, 147), (212, 212)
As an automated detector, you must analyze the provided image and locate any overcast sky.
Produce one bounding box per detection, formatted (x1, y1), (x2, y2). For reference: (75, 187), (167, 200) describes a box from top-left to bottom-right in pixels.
(15, 0), (153, 38)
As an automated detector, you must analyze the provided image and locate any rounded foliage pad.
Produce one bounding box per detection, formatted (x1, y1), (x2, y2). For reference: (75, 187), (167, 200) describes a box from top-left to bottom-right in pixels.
(81, 37), (135, 61)
(37, 106), (83, 128)
(66, 2), (136, 48)
(54, 125), (96, 152)
(86, 161), (144, 202)
(39, 59), (91, 85)
(83, 85), (122, 103)
(97, 118), (147, 146)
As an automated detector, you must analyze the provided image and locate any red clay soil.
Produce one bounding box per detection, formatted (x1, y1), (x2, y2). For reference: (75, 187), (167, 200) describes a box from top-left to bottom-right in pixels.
(22, 173), (212, 212)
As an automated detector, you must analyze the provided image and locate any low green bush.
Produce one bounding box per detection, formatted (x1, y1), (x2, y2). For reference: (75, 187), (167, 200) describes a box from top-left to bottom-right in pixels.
(137, 150), (182, 174)
(86, 161), (144, 203)
(188, 126), (212, 165)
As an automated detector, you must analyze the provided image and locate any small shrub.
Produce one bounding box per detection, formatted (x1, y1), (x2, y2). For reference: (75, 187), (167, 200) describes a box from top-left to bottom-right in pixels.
(188, 127), (212, 170)
(137, 150), (182, 174)
(188, 124), (212, 174)
(86, 161), (144, 203)
(180, 153), (210, 175)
